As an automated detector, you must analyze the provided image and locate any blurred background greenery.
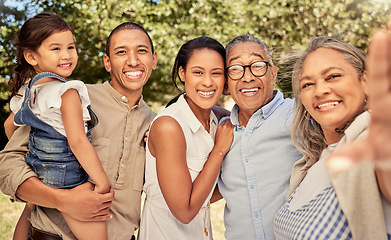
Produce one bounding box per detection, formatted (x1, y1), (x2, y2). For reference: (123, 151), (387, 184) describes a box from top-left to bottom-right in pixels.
(1, 0), (390, 149)
(0, 0), (390, 239)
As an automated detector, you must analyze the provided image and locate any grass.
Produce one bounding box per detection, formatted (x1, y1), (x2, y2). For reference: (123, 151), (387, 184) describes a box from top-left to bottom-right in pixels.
(0, 192), (226, 240)
(0, 192), (24, 240)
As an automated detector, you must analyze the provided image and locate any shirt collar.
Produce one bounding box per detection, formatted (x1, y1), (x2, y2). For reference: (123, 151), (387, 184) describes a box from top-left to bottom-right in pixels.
(103, 81), (143, 108)
(230, 89), (284, 126)
(177, 94), (217, 133)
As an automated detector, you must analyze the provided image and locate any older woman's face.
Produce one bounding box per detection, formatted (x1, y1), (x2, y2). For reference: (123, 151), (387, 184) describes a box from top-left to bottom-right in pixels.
(300, 47), (367, 143)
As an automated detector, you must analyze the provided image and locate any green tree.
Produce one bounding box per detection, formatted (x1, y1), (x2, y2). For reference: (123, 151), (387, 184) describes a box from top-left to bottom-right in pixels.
(0, 0), (30, 148)
(1, 0), (389, 148)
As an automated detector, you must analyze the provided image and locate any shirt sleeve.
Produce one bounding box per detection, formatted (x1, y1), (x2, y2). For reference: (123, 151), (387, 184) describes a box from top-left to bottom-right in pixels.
(9, 84), (28, 114)
(0, 125), (37, 201)
(46, 80), (91, 121)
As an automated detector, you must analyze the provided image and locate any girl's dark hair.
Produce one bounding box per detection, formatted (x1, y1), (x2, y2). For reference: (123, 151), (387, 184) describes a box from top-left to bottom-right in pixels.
(10, 12), (72, 96)
(171, 36), (226, 91)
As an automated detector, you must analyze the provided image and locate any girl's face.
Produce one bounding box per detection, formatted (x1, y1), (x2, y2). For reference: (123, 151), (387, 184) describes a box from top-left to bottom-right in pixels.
(299, 47), (367, 144)
(27, 30), (78, 78)
(179, 48), (225, 110)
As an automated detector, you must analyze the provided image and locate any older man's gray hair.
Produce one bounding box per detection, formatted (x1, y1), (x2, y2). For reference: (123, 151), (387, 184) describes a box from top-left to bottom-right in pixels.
(225, 34), (274, 66)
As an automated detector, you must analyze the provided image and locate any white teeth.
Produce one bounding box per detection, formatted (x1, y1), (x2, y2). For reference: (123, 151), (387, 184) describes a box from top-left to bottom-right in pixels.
(317, 101), (340, 109)
(240, 88), (258, 93)
(125, 71), (142, 76)
(59, 64), (71, 67)
(198, 90), (214, 96)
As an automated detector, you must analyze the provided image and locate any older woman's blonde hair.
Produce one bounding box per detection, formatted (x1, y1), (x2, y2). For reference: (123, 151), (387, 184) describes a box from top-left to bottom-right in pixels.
(291, 36), (366, 168)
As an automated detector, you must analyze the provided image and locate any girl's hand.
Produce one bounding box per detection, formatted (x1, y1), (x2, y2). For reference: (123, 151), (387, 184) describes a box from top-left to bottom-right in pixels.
(94, 180), (112, 195)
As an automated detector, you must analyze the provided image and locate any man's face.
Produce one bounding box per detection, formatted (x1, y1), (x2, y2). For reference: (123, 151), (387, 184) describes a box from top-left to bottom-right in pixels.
(103, 29), (157, 96)
(226, 41), (277, 118)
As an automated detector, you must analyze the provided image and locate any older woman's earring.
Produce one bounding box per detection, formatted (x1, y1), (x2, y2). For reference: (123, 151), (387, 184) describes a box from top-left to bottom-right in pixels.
(364, 96), (368, 110)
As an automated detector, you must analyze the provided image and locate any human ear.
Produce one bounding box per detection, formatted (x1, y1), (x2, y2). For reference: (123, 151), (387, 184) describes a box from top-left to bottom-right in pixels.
(24, 50), (38, 66)
(103, 54), (111, 72)
(178, 66), (185, 83)
(271, 66), (279, 86)
(152, 52), (158, 70)
(361, 72), (369, 96)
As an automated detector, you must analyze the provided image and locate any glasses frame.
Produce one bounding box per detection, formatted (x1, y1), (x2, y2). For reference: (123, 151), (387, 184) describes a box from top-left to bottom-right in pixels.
(226, 61), (270, 80)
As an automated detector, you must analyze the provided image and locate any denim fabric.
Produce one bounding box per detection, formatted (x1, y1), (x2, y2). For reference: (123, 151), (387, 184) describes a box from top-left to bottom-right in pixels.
(14, 72), (98, 189)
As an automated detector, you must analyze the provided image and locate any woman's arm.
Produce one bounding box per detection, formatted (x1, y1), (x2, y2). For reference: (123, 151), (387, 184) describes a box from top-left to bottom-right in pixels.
(149, 116), (233, 224)
(327, 28), (391, 202)
(61, 89), (110, 194)
(367, 29), (391, 202)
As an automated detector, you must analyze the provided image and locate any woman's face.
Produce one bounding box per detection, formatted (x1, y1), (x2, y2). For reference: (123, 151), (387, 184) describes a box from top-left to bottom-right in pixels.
(299, 47), (367, 143)
(179, 48), (225, 110)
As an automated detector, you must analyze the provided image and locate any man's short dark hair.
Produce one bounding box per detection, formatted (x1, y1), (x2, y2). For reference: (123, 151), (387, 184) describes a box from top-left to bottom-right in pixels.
(105, 22), (154, 56)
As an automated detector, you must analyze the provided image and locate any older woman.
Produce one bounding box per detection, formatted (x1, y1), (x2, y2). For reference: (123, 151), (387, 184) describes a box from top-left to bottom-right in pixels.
(273, 36), (390, 239)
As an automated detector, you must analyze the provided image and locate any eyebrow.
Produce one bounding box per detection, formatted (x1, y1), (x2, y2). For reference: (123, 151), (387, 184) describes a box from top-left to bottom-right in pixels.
(300, 66), (344, 81)
(113, 46), (126, 51)
(190, 66), (224, 71)
(137, 44), (150, 49)
(228, 52), (265, 64)
(48, 41), (75, 47)
(113, 44), (150, 51)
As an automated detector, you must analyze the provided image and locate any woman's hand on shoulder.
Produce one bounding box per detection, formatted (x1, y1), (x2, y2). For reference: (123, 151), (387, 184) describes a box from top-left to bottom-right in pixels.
(214, 119), (234, 156)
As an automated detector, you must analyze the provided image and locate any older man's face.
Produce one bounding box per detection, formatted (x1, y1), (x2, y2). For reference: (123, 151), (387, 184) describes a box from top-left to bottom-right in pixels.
(226, 41), (277, 118)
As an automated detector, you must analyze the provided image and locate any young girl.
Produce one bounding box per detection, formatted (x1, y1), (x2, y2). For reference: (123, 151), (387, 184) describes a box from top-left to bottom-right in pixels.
(138, 37), (234, 239)
(7, 12), (110, 240)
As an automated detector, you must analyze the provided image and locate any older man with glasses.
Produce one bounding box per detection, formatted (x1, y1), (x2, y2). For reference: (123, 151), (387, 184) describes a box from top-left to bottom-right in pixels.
(214, 34), (302, 240)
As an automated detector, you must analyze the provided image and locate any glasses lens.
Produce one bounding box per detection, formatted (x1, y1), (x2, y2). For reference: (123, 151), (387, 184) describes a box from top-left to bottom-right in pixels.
(251, 61), (267, 76)
(228, 65), (244, 80)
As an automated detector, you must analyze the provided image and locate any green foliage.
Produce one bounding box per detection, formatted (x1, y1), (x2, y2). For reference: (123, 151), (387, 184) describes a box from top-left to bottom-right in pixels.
(1, 0), (389, 147)
(0, 0), (29, 149)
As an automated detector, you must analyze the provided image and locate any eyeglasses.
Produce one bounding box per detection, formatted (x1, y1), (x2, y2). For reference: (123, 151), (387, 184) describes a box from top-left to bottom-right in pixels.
(226, 61), (270, 80)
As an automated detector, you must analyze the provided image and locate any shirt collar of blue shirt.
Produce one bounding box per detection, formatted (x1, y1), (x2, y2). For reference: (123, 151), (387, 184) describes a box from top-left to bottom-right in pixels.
(230, 89), (284, 128)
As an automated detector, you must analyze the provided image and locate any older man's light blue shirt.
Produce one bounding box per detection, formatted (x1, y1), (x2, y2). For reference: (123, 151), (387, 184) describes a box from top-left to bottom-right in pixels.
(218, 90), (302, 240)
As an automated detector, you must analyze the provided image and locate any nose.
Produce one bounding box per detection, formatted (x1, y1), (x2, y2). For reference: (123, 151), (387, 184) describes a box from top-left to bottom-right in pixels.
(314, 80), (331, 97)
(61, 50), (71, 60)
(202, 74), (213, 87)
(126, 51), (139, 66)
(241, 66), (254, 82)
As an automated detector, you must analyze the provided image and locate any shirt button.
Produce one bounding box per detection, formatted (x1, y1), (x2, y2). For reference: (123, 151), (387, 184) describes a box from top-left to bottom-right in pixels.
(121, 96), (126, 101)
(255, 213), (259, 218)
(250, 185), (255, 189)
(245, 158), (249, 163)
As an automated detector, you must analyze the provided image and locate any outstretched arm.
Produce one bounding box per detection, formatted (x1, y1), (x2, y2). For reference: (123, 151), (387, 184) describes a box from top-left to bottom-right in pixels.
(367, 28), (391, 202)
(327, 26), (391, 202)
(149, 117), (233, 224)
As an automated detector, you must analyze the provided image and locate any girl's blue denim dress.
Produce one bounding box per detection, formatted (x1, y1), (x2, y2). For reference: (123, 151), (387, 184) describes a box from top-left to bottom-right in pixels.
(14, 72), (98, 189)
